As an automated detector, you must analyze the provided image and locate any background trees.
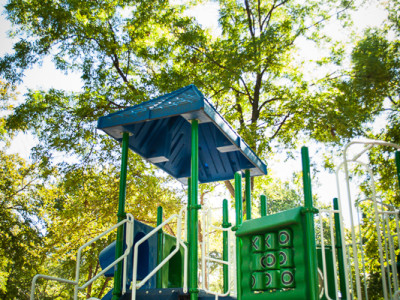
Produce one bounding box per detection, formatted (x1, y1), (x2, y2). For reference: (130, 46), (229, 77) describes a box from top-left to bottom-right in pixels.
(0, 0), (399, 298)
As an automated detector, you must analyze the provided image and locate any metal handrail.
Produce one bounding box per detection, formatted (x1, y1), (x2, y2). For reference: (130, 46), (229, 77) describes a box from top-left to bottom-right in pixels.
(131, 208), (187, 300)
(335, 139), (400, 299)
(201, 207), (233, 299)
(30, 214), (134, 300)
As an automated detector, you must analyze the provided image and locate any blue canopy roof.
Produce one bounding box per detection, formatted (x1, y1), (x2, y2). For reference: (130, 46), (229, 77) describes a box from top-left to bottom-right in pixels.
(97, 85), (267, 184)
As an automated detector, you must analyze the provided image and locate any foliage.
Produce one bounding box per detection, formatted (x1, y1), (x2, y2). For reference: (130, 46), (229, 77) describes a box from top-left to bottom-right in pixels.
(333, 2), (400, 295)
(0, 150), (45, 299)
(0, 0), (397, 298)
(154, 0), (364, 152)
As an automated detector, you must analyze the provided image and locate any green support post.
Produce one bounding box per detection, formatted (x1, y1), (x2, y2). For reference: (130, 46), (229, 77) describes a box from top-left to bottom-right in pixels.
(260, 194), (267, 217)
(156, 206), (163, 289)
(396, 151), (400, 190)
(301, 146), (319, 300)
(333, 198), (346, 299)
(235, 172), (243, 300)
(245, 169), (252, 220)
(187, 178), (191, 290)
(189, 120), (199, 300)
(222, 199), (230, 293)
(112, 132), (129, 300)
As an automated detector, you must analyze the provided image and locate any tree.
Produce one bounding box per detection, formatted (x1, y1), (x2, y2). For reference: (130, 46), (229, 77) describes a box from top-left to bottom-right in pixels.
(0, 0), (391, 297)
(329, 8), (400, 292)
(0, 1), (189, 297)
(0, 149), (45, 299)
(1, 0), (373, 173)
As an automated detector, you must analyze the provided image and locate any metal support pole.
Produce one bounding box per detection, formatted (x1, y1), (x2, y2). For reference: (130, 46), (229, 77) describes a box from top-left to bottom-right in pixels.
(222, 199), (230, 293)
(235, 172), (243, 300)
(156, 206), (163, 289)
(396, 151), (400, 190)
(334, 198), (346, 299)
(187, 178), (191, 290)
(260, 195), (267, 217)
(112, 132), (129, 300)
(245, 169), (252, 220)
(301, 146), (319, 300)
(189, 120), (199, 300)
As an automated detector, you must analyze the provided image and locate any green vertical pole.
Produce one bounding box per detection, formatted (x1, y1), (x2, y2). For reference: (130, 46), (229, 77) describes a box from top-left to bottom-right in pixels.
(189, 120), (199, 300)
(235, 172), (243, 300)
(301, 146), (319, 300)
(187, 178), (191, 290)
(396, 151), (400, 190)
(222, 199), (230, 293)
(156, 206), (163, 289)
(260, 195), (267, 217)
(245, 169), (252, 220)
(112, 132), (129, 300)
(333, 198), (346, 299)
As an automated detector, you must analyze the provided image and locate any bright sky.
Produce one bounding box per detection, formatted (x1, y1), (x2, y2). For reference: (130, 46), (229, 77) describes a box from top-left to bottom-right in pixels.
(0, 0), (392, 215)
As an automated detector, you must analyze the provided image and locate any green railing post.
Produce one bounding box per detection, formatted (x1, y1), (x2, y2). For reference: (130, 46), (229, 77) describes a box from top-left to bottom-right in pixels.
(260, 195), (267, 217)
(245, 169), (252, 220)
(235, 172), (243, 300)
(301, 146), (319, 300)
(222, 199), (230, 292)
(222, 199), (230, 293)
(156, 206), (163, 289)
(189, 120), (199, 300)
(333, 198), (346, 299)
(396, 151), (400, 190)
(187, 178), (191, 290)
(112, 132), (129, 300)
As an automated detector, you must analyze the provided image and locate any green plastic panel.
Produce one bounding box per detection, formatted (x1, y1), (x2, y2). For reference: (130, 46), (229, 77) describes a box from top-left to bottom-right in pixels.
(160, 233), (186, 288)
(236, 206), (315, 299)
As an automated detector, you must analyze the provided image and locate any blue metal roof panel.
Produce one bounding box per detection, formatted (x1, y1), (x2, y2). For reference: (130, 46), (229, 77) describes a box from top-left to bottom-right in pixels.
(97, 85), (267, 183)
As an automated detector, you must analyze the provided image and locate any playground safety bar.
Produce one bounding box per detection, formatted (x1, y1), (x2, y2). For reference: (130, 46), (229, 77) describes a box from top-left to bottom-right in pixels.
(201, 207), (234, 299)
(317, 209), (340, 300)
(357, 197), (400, 300)
(30, 214), (134, 300)
(336, 139), (400, 300)
(131, 208), (188, 300)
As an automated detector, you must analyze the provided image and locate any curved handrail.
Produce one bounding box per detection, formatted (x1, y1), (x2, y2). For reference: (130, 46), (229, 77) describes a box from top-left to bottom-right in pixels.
(131, 208), (187, 300)
(336, 140), (400, 299)
(30, 214), (134, 300)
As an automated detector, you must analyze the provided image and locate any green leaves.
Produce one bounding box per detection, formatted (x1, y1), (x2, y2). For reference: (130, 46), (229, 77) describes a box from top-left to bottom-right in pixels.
(0, 150), (45, 298)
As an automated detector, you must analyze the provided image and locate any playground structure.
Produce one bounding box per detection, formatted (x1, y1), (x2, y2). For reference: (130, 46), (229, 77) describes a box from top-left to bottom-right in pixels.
(29, 85), (400, 300)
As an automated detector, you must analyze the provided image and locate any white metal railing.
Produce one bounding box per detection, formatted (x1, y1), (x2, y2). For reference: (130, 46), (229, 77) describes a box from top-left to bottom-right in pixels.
(130, 207), (188, 300)
(334, 139), (400, 299)
(201, 207), (234, 299)
(30, 214), (134, 300)
(317, 209), (340, 300)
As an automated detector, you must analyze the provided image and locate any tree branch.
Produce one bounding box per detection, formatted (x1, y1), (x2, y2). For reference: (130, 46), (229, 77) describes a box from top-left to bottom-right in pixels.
(259, 97), (282, 111)
(270, 112), (291, 140)
(388, 95), (398, 107)
(97, 277), (111, 299)
(261, 0), (290, 30)
(244, 0), (256, 38)
(224, 180), (235, 198)
(298, 0), (355, 35)
(238, 77), (254, 103)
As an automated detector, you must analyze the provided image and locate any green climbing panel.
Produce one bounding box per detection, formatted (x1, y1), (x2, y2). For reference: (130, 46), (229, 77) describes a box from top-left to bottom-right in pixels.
(236, 206), (317, 300)
(160, 233), (186, 288)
